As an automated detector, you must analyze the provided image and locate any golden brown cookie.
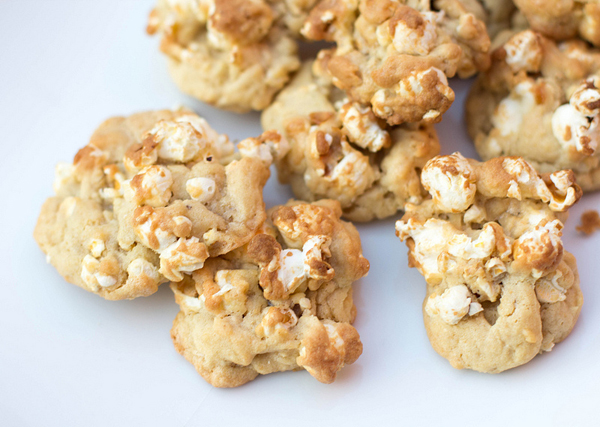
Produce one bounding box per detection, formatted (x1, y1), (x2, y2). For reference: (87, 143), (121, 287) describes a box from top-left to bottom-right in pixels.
(301, 0), (491, 125)
(34, 109), (277, 299)
(170, 199), (369, 387)
(147, 0), (319, 112)
(396, 153), (583, 373)
(262, 61), (440, 222)
(467, 30), (600, 191)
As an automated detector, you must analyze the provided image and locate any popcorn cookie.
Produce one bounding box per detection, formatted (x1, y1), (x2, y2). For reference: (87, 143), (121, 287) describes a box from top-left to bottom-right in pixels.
(147, 0), (318, 112)
(34, 109), (276, 300)
(261, 62), (440, 222)
(301, 0), (491, 125)
(466, 30), (600, 191)
(513, 0), (600, 47)
(170, 199), (369, 387)
(396, 153), (583, 373)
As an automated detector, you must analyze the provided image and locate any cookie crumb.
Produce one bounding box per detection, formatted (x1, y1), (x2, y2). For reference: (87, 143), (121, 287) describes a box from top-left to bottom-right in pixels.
(577, 210), (600, 235)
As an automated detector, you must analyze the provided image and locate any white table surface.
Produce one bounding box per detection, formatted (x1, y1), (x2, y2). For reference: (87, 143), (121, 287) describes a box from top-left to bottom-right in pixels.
(1, 1), (599, 426)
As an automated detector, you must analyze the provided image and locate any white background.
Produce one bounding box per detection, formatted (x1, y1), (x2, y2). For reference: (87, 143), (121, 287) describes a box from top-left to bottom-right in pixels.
(1, 1), (599, 426)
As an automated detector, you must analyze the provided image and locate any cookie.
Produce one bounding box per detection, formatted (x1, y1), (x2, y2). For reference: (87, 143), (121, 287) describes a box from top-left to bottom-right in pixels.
(170, 199), (369, 387)
(396, 153), (583, 373)
(300, 0), (491, 125)
(513, 0), (600, 46)
(467, 30), (600, 191)
(34, 109), (279, 299)
(261, 61), (440, 222)
(147, 0), (318, 112)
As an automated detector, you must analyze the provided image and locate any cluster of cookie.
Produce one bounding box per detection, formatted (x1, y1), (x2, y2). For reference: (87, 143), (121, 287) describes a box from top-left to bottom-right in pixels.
(36, 0), (596, 386)
(35, 109), (369, 387)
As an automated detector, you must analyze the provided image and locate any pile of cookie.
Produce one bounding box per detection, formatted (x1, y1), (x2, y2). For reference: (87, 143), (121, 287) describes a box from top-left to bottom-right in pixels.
(35, 0), (598, 386)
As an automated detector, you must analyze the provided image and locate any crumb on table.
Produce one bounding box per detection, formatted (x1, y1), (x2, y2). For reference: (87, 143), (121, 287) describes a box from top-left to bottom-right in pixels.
(576, 210), (600, 235)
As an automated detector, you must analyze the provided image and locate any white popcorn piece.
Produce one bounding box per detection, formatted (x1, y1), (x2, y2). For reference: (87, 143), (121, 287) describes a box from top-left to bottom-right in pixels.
(340, 102), (391, 152)
(504, 30), (543, 73)
(213, 271), (236, 297)
(425, 285), (481, 325)
(552, 80), (600, 156)
(276, 235), (333, 293)
(552, 103), (599, 155)
(159, 237), (208, 281)
(372, 67), (450, 122)
(535, 270), (567, 303)
(492, 80), (538, 137)
(514, 220), (563, 278)
(502, 157), (550, 201)
(238, 138), (274, 165)
(238, 131), (290, 166)
(127, 256), (159, 280)
(81, 255), (117, 291)
(324, 323), (346, 352)
(88, 238), (105, 258)
(258, 307), (298, 336)
(177, 114), (234, 160)
(447, 223), (498, 260)
(396, 218), (456, 281)
(135, 211), (178, 252)
(571, 80), (600, 117)
(53, 162), (74, 193)
(147, 119), (204, 163)
(124, 165), (173, 207)
(60, 197), (78, 217)
(277, 249), (306, 293)
(186, 177), (216, 202)
(421, 152), (476, 212)
(547, 171), (580, 211)
(392, 11), (438, 55)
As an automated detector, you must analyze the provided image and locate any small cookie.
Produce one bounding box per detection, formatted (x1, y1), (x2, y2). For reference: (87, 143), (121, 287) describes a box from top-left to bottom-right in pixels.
(170, 199), (369, 387)
(467, 30), (600, 191)
(513, 0), (600, 46)
(396, 153), (583, 373)
(301, 0), (491, 125)
(147, 0), (318, 112)
(34, 109), (277, 300)
(262, 62), (440, 222)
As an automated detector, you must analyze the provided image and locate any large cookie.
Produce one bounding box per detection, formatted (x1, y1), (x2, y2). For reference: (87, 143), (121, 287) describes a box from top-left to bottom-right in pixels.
(467, 30), (600, 191)
(301, 0), (491, 125)
(34, 109), (277, 300)
(262, 61), (440, 222)
(147, 0), (318, 112)
(170, 199), (369, 387)
(396, 153), (583, 373)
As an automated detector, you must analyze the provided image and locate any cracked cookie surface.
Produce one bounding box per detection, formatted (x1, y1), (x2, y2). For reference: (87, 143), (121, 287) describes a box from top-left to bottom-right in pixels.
(170, 199), (369, 387)
(396, 153), (583, 373)
(34, 109), (274, 299)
